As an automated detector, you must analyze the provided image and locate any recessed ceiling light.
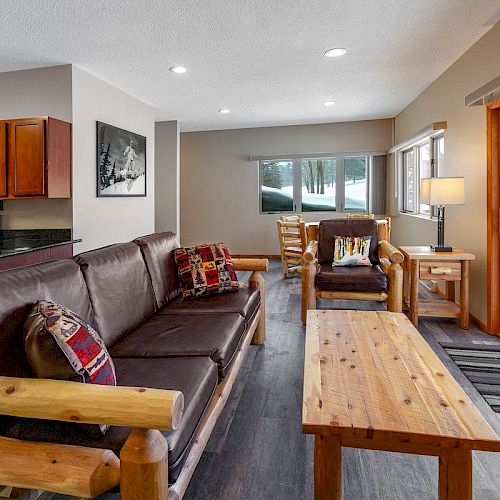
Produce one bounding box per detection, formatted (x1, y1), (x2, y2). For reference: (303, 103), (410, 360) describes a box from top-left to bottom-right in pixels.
(218, 109), (230, 114)
(324, 48), (347, 58)
(169, 66), (187, 74)
(324, 101), (336, 106)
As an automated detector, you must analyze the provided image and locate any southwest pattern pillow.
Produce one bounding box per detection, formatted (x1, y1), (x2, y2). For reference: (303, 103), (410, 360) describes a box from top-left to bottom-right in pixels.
(174, 243), (239, 298)
(24, 300), (116, 435)
(333, 236), (372, 267)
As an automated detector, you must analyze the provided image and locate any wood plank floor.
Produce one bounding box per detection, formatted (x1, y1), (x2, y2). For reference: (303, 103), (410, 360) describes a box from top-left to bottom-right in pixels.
(31, 261), (500, 499)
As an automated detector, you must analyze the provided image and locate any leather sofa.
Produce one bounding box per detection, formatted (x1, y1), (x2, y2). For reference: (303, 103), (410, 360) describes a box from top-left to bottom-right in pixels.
(0, 232), (268, 500)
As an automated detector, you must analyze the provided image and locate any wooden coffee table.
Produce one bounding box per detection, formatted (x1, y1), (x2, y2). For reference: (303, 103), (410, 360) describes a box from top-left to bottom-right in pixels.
(302, 310), (500, 500)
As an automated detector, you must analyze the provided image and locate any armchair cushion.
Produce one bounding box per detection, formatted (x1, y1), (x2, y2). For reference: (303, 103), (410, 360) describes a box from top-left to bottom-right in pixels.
(316, 264), (388, 293)
(318, 219), (380, 266)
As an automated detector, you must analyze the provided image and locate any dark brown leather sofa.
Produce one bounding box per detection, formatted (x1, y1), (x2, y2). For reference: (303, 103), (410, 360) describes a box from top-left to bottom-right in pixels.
(0, 232), (268, 500)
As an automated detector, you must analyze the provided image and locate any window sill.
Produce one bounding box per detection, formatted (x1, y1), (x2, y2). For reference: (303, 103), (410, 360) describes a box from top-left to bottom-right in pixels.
(398, 212), (438, 222)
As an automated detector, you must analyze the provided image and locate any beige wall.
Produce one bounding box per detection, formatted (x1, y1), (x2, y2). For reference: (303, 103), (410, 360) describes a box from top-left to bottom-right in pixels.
(180, 119), (393, 254)
(155, 121), (180, 237)
(389, 22), (500, 324)
(72, 67), (155, 253)
(0, 65), (73, 229)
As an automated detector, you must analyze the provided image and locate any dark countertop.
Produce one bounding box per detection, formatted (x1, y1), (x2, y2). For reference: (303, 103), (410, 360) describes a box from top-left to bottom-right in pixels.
(0, 229), (81, 258)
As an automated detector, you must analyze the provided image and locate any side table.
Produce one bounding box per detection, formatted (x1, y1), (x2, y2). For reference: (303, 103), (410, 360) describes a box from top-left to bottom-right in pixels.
(398, 246), (475, 329)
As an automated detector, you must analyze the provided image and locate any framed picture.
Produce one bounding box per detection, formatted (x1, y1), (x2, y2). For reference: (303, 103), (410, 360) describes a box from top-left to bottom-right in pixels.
(96, 121), (147, 197)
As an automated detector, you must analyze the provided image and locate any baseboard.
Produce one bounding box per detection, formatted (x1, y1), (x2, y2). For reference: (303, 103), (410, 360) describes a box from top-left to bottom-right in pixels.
(232, 254), (280, 259)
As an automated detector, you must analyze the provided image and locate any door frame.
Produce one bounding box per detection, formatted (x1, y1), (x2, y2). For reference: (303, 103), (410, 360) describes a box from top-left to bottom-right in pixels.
(487, 98), (500, 334)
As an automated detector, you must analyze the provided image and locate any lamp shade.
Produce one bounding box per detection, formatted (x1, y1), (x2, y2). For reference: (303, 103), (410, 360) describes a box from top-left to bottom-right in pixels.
(420, 177), (465, 206)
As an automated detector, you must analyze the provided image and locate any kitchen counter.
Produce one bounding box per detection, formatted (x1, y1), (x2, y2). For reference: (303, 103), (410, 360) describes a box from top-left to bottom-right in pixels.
(0, 229), (80, 261)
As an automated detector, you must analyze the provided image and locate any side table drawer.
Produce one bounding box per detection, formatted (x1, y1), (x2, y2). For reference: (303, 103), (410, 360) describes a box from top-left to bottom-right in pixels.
(420, 261), (461, 281)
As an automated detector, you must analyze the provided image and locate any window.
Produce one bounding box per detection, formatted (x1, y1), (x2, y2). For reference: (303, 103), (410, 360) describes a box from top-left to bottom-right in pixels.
(400, 134), (444, 217)
(259, 155), (371, 214)
(402, 149), (415, 212)
(260, 161), (294, 212)
(301, 159), (336, 211)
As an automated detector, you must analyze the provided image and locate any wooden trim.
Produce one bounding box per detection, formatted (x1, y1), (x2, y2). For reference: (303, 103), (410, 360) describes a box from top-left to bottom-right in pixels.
(0, 377), (183, 430)
(232, 254), (280, 259)
(388, 122), (447, 154)
(0, 437), (120, 497)
(168, 310), (261, 500)
(487, 103), (500, 335)
(316, 291), (388, 301)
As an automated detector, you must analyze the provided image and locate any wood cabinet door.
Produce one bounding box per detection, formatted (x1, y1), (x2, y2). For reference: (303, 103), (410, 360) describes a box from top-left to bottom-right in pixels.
(11, 119), (46, 196)
(0, 122), (6, 197)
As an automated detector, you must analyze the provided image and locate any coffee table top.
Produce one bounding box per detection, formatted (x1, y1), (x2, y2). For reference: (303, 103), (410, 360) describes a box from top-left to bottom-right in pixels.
(302, 310), (500, 452)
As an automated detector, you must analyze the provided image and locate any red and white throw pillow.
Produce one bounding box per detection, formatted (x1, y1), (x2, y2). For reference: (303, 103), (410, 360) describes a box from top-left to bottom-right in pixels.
(174, 243), (239, 298)
(24, 300), (116, 435)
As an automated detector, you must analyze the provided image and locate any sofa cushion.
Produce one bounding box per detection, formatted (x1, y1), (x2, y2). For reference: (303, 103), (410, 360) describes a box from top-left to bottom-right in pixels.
(74, 242), (156, 346)
(1, 356), (218, 485)
(159, 287), (260, 321)
(174, 243), (239, 298)
(0, 260), (95, 378)
(109, 313), (246, 377)
(318, 218), (380, 266)
(315, 264), (388, 293)
(134, 232), (182, 308)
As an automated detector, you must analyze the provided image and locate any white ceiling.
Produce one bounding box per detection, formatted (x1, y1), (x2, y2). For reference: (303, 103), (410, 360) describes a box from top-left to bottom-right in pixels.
(0, 1), (499, 131)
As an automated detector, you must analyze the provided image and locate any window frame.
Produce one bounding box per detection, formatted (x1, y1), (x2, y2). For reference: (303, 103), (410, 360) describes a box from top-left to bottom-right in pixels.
(399, 133), (444, 219)
(258, 154), (370, 215)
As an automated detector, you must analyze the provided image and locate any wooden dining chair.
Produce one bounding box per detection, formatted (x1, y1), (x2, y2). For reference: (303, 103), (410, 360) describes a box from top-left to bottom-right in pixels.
(277, 215), (307, 278)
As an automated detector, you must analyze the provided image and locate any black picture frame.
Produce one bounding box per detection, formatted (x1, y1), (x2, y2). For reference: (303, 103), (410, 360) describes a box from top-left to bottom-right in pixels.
(96, 121), (147, 197)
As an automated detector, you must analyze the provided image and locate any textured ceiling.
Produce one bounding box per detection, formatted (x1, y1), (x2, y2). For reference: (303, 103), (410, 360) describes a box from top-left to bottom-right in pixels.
(0, 1), (498, 131)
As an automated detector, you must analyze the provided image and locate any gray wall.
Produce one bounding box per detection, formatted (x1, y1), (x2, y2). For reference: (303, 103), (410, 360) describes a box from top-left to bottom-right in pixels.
(388, 22), (500, 324)
(155, 120), (180, 237)
(180, 119), (393, 254)
(72, 66), (155, 253)
(0, 65), (73, 229)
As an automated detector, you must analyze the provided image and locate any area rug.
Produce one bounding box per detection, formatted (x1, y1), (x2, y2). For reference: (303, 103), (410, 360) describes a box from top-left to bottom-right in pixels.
(440, 342), (500, 412)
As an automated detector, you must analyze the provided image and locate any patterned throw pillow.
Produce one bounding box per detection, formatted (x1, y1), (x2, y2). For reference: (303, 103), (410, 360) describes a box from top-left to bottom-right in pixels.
(333, 236), (372, 267)
(24, 300), (116, 436)
(174, 243), (239, 298)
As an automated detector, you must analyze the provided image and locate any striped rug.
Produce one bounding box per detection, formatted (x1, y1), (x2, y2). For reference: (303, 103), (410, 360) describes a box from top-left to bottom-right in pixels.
(441, 342), (500, 412)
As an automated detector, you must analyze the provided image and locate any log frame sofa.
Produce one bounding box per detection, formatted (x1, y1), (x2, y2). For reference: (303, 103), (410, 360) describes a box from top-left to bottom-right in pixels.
(301, 218), (403, 324)
(0, 232), (268, 500)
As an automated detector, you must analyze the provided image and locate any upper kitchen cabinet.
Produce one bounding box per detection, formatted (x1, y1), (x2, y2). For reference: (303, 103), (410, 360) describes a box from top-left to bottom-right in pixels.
(0, 116), (71, 200)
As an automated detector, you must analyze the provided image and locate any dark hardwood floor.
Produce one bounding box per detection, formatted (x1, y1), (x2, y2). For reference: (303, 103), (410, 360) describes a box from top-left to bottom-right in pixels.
(34, 260), (500, 500)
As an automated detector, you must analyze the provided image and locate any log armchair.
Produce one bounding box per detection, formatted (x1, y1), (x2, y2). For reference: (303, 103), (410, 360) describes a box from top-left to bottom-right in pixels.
(301, 218), (403, 324)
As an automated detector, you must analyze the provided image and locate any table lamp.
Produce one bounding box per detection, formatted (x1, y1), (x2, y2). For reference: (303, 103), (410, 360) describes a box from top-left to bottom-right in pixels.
(420, 177), (465, 252)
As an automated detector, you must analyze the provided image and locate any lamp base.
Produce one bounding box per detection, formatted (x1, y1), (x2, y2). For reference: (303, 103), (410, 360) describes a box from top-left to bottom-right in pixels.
(431, 244), (453, 253)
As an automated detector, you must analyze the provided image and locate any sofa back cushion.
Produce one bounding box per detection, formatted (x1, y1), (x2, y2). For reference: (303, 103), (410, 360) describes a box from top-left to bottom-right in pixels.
(0, 260), (95, 377)
(134, 232), (181, 308)
(318, 218), (379, 266)
(74, 242), (156, 346)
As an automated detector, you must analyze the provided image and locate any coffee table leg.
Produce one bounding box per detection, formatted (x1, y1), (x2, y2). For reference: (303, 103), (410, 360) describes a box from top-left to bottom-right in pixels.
(314, 435), (342, 500)
(438, 449), (472, 500)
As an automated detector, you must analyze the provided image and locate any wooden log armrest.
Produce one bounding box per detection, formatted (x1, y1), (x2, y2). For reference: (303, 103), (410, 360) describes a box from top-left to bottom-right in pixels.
(379, 240), (404, 264)
(378, 240), (404, 313)
(0, 376), (184, 431)
(303, 240), (318, 263)
(232, 258), (269, 272)
(302, 241), (318, 324)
